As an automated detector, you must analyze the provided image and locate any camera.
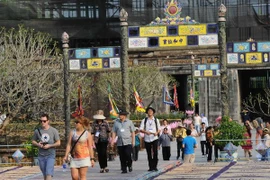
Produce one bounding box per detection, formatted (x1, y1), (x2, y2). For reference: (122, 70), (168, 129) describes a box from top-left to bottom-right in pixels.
(41, 142), (48, 146)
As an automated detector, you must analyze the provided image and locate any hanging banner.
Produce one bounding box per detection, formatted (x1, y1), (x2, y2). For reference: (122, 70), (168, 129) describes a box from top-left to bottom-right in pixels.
(162, 87), (174, 105)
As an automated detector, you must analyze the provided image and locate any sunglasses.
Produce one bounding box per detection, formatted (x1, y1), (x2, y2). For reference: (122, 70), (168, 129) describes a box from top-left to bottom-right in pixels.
(75, 121), (81, 124)
(40, 120), (48, 123)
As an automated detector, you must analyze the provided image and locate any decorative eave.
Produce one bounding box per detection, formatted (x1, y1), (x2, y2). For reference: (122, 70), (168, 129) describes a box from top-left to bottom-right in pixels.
(149, 0), (199, 26)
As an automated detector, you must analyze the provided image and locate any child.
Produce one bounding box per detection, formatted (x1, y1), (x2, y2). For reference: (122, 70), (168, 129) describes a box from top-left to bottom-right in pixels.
(159, 127), (173, 160)
(262, 128), (270, 161)
(132, 128), (141, 161)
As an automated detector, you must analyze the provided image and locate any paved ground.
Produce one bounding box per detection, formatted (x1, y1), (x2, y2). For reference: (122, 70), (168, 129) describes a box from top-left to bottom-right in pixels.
(0, 129), (267, 180)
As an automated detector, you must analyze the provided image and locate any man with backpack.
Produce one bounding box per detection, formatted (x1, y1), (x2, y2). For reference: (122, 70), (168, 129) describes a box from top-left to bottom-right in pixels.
(139, 107), (161, 172)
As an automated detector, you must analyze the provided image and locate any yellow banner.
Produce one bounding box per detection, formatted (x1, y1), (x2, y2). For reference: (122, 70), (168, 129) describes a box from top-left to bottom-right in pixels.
(246, 53), (262, 64)
(140, 26), (167, 37)
(179, 24), (207, 35)
(87, 58), (103, 69)
(159, 36), (187, 47)
(204, 70), (213, 77)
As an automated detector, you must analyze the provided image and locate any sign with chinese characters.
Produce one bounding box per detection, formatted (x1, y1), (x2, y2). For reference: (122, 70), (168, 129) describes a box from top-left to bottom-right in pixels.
(178, 24), (207, 35)
(159, 36), (187, 47)
(194, 64), (220, 77)
(68, 46), (121, 71)
(129, 38), (148, 48)
(227, 41), (270, 65)
(198, 34), (218, 46)
(140, 26), (167, 37)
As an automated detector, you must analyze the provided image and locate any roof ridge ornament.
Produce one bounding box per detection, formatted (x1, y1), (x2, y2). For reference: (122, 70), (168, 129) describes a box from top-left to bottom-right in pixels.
(218, 4), (227, 22)
(149, 0), (198, 25)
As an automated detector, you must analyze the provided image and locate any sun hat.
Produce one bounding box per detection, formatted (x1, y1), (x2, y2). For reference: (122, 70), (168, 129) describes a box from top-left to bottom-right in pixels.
(93, 114), (106, 120)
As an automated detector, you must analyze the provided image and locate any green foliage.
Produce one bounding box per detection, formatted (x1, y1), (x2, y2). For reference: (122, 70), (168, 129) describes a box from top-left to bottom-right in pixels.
(23, 138), (38, 157)
(130, 112), (185, 120)
(214, 116), (245, 147)
(96, 65), (176, 110)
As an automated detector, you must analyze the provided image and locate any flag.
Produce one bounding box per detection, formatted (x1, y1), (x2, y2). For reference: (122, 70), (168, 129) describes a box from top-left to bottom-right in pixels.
(133, 86), (145, 112)
(71, 85), (84, 118)
(189, 87), (195, 108)
(190, 88), (194, 99)
(173, 84), (179, 109)
(162, 86), (174, 105)
(108, 85), (119, 119)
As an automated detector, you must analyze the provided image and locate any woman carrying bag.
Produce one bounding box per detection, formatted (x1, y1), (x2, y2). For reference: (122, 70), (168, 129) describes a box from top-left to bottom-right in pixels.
(91, 110), (111, 173)
(63, 116), (95, 180)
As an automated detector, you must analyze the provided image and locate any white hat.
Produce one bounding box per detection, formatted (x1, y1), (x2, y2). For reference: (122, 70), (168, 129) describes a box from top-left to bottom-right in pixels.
(93, 114), (106, 120)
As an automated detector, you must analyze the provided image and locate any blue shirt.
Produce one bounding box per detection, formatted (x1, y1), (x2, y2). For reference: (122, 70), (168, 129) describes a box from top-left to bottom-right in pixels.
(182, 136), (197, 155)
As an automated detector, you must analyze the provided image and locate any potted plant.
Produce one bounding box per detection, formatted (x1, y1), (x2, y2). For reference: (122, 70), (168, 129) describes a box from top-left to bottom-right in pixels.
(23, 138), (39, 166)
(214, 116), (245, 161)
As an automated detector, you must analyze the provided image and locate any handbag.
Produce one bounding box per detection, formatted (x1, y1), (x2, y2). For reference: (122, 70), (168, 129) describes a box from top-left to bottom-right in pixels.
(66, 130), (86, 164)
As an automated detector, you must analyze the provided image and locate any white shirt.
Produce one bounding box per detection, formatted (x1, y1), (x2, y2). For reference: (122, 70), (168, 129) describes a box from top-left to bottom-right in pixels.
(194, 116), (202, 125)
(139, 117), (161, 143)
(200, 127), (206, 141)
(202, 117), (209, 127)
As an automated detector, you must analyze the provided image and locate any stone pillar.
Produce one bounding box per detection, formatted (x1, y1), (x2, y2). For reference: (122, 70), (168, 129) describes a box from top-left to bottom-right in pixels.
(62, 32), (70, 144)
(119, 8), (130, 111)
(218, 4), (229, 117)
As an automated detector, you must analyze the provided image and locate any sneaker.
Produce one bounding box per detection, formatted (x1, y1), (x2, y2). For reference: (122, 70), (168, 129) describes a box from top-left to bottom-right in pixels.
(121, 170), (127, 174)
(202, 155), (205, 158)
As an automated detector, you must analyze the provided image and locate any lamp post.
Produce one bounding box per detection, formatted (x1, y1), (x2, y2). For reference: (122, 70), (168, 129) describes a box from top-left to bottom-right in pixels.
(119, 8), (130, 112)
(218, 4), (229, 117)
(62, 32), (70, 144)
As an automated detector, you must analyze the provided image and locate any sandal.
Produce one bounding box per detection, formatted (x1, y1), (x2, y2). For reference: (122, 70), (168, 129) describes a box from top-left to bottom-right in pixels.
(100, 169), (105, 173)
(105, 168), (109, 173)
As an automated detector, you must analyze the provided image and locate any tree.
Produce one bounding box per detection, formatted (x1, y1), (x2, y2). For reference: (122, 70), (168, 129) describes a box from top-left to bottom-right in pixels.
(0, 25), (64, 133)
(96, 66), (175, 112)
(242, 88), (270, 118)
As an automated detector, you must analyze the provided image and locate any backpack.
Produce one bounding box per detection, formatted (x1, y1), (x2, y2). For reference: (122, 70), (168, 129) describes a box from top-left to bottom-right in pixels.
(144, 117), (159, 136)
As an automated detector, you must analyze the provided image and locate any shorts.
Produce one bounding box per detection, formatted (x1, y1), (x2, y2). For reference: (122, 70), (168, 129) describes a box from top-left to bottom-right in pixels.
(70, 157), (91, 168)
(38, 155), (55, 177)
(184, 154), (195, 163)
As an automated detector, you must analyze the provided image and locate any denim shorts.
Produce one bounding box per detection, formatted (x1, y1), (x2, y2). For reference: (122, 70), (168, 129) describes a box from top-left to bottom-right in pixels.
(38, 155), (55, 177)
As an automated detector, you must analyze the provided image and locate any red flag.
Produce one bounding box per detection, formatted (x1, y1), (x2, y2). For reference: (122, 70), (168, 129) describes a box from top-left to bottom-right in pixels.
(71, 85), (84, 118)
(173, 84), (179, 109)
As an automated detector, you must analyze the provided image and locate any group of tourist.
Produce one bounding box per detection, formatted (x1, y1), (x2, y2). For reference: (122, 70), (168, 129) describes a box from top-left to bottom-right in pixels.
(241, 110), (270, 160)
(31, 109), (270, 180)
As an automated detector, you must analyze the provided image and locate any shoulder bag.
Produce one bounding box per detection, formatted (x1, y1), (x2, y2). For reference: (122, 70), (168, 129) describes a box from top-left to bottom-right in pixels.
(67, 130), (86, 163)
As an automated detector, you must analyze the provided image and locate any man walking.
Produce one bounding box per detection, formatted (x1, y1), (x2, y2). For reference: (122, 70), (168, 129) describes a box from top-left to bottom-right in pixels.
(111, 109), (135, 174)
(201, 113), (209, 127)
(139, 107), (161, 172)
(175, 121), (186, 160)
(194, 113), (202, 133)
(199, 122), (207, 157)
(182, 129), (198, 163)
(32, 113), (60, 180)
